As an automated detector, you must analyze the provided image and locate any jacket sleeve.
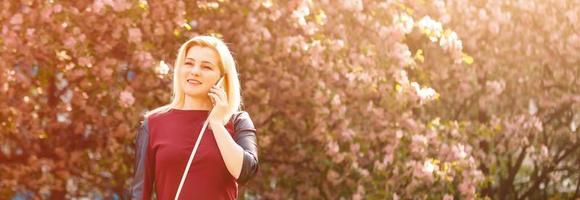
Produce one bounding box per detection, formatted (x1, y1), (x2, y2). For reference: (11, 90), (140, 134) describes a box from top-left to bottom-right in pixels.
(131, 118), (155, 200)
(233, 111), (259, 185)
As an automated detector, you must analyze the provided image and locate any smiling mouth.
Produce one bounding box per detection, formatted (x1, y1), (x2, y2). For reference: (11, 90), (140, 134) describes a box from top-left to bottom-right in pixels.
(186, 79), (202, 85)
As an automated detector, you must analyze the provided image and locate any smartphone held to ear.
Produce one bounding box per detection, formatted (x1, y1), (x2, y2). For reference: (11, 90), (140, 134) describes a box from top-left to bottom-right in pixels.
(215, 76), (224, 87)
(209, 76), (224, 106)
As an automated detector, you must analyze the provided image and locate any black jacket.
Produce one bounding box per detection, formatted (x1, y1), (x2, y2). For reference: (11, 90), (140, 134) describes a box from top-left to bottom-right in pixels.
(130, 111), (259, 200)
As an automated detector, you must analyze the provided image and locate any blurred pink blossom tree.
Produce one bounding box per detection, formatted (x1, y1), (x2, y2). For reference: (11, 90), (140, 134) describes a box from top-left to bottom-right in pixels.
(0, 0), (578, 199)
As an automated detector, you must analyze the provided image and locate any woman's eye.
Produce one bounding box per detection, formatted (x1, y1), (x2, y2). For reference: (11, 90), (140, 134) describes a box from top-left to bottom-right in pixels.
(203, 66), (212, 70)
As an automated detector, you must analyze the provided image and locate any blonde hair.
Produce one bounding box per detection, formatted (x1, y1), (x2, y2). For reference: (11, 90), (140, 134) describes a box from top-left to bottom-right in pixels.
(144, 36), (241, 124)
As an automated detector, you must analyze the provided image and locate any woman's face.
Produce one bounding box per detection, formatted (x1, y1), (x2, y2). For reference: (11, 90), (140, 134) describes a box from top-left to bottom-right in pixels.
(180, 45), (222, 98)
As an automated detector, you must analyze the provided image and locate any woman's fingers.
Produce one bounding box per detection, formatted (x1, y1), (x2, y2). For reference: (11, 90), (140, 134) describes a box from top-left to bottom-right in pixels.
(208, 92), (219, 105)
(210, 87), (226, 102)
(208, 93), (216, 105)
(208, 90), (226, 105)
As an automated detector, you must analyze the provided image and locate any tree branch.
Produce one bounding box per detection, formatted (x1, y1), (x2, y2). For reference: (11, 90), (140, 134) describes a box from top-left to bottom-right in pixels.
(518, 143), (580, 199)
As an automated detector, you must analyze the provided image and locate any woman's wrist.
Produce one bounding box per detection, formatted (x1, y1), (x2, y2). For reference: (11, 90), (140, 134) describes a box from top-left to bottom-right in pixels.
(209, 120), (225, 128)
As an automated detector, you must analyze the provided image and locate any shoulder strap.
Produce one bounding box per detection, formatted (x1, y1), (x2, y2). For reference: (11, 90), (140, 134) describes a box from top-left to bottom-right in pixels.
(174, 116), (211, 200)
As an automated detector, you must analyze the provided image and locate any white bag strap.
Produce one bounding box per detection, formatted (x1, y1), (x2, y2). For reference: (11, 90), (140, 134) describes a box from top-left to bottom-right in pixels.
(174, 117), (210, 200)
(174, 77), (224, 200)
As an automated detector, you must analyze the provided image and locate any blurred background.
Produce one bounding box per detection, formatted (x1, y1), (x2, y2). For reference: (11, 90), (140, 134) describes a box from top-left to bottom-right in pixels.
(1, 0), (579, 199)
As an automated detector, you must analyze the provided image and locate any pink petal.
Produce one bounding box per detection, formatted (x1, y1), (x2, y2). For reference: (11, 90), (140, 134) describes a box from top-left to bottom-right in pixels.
(10, 13), (23, 25)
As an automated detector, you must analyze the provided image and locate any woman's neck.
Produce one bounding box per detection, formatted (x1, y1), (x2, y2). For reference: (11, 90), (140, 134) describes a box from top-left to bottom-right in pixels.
(179, 95), (213, 110)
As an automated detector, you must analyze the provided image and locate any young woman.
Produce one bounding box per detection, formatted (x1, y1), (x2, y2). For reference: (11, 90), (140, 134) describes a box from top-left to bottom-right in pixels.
(131, 36), (259, 200)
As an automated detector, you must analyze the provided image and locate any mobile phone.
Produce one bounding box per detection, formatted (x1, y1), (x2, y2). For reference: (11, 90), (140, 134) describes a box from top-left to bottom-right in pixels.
(210, 76), (224, 106)
(214, 76), (224, 87)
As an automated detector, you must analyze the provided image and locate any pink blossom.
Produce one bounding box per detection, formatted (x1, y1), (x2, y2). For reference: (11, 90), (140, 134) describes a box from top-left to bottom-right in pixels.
(332, 153), (345, 163)
(411, 160), (436, 182)
(392, 193), (400, 200)
(458, 180), (475, 199)
(352, 185), (365, 200)
(41, 7), (53, 22)
(439, 31), (463, 51)
(92, 0), (105, 13)
(63, 37), (77, 49)
(411, 134), (428, 155)
(339, 0), (363, 12)
(303, 22), (318, 35)
(411, 82), (439, 104)
(489, 21), (500, 35)
(119, 90), (135, 108)
(10, 13), (23, 25)
(394, 70), (410, 85)
(486, 80), (506, 96)
(571, 114), (579, 132)
(568, 34), (580, 49)
(452, 144), (468, 160)
(391, 43), (414, 66)
(540, 145), (549, 158)
(26, 28), (35, 37)
(78, 56), (93, 68)
(128, 28), (142, 43)
(350, 143), (360, 153)
(379, 26), (404, 45)
(443, 194), (454, 200)
(292, 2), (310, 26)
(412, 135), (428, 145)
(478, 9), (489, 21)
(326, 141), (339, 155)
(533, 117), (543, 132)
(418, 16), (443, 42)
(111, 0), (131, 12)
(326, 170), (340, 185)
(261, 27), (272, 40)
(374, 160), (385, 171)
(331, 94), (341, 106)
(393, 13), (414, 34)
(53, 4), (63, 13)
(135, 51), (154, 69)
(528, 99), (538, 115)
(422, 160), (437, 174)
(340, 129), (355, 141)
(565, 10), (577, 23)
(157, 60), (170, 75)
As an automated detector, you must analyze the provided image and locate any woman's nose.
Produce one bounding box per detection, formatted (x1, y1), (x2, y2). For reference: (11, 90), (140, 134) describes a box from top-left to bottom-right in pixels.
(189, 64), (201, 75)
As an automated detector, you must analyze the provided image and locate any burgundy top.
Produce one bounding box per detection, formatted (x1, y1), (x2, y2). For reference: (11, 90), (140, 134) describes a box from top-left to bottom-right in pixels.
(143, 109), (239, 200)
